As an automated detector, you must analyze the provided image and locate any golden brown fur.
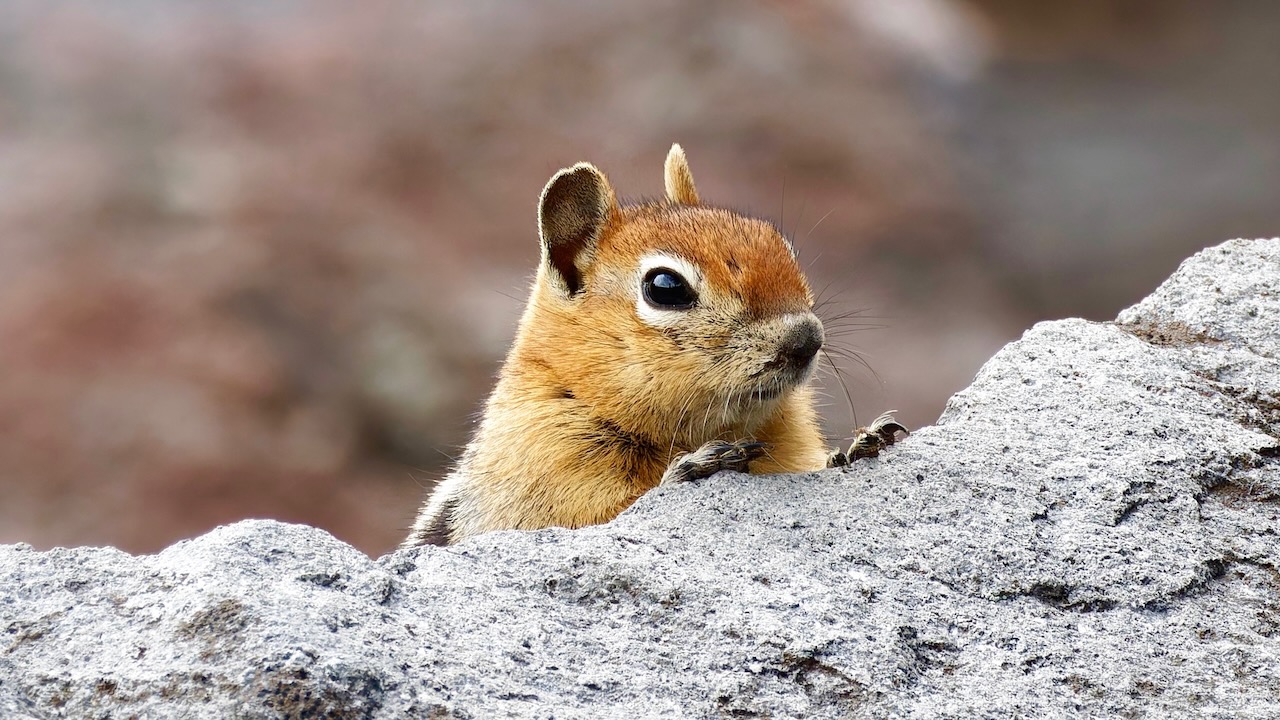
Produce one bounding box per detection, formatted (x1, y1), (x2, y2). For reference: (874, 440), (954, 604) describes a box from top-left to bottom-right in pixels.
(405, 144), (830, 546)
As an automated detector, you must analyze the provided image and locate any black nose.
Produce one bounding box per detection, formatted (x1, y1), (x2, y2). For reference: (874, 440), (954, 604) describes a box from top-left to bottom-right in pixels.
(777, 316), (823, 367)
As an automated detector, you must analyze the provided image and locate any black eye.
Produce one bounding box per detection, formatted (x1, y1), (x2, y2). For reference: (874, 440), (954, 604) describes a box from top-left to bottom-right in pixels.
(642, 268), (697, 309)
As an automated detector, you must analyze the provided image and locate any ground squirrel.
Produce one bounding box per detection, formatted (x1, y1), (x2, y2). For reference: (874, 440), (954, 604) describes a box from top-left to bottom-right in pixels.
(405, 145), (905, 547)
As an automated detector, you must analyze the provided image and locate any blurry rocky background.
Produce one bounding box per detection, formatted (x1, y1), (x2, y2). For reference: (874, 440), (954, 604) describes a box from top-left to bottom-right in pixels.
(1, 0), (1277, 555)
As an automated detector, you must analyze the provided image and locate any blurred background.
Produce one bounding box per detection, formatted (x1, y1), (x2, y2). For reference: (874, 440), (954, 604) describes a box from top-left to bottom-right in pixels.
(2, 0), (1277, 556)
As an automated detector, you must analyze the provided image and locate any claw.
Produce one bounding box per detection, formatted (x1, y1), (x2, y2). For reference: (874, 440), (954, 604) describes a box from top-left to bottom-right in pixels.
(838, 410), (909, 464)
(660, 439), (768, 485)
(826, 449), (849, 469)
(866, 410), (909, 440)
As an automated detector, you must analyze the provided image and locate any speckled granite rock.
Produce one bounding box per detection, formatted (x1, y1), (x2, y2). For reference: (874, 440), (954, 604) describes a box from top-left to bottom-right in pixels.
(2, 238), (1278, 719)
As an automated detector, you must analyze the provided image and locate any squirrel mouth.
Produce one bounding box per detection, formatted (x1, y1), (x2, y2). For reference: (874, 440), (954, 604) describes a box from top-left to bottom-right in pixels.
(736, 374), (797, 404)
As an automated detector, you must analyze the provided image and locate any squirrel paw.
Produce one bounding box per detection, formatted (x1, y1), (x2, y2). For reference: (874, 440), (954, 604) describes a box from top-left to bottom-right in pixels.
(660, 439), (767, 486)
(827, 411), (909, 468)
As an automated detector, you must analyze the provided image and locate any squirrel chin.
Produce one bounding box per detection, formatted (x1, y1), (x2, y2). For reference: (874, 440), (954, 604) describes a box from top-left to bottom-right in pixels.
(737, 363), (816, 404)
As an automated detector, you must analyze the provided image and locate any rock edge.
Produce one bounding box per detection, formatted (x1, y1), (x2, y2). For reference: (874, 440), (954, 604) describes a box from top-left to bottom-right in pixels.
(3, 238), (1278, 719)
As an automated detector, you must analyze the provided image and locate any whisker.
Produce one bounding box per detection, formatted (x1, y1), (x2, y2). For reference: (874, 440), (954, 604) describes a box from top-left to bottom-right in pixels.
(667, 389), (697, 461)
(779, 177), (786, 239)
(794, 198), (808, 247)
(823, 346), (884, 389)
(820, 347), (858, 431)
(804, 207), (837, 243)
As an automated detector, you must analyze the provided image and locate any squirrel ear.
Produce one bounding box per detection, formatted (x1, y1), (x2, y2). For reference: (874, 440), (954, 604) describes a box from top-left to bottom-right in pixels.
(538, 162), (618, 296)
(664, 143), (701, 206)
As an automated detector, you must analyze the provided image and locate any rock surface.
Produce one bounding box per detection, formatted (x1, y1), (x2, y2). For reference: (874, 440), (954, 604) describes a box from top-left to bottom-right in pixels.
(2, 238), (1278, 719)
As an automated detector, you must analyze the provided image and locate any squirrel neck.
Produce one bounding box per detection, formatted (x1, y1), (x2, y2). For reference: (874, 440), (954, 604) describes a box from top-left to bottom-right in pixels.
(495, 345), (784, 457)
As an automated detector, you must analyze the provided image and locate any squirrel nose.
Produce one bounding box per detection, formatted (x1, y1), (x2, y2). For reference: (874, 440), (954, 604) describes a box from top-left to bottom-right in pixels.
(777, 315), (824, 367)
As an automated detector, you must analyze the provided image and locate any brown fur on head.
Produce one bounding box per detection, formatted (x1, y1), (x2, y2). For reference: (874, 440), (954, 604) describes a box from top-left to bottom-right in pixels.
(521, 143), (824, 450)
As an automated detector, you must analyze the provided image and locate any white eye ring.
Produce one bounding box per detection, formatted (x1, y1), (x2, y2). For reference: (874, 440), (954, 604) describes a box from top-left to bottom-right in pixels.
(635, 253), (703, 327)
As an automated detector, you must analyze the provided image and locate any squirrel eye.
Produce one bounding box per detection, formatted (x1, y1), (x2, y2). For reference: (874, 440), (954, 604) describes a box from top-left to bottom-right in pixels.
(642, 268), (697, 309)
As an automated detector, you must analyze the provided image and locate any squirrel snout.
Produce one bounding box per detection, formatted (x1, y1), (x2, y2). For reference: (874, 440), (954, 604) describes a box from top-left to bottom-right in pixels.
(776, 315), (824, 368)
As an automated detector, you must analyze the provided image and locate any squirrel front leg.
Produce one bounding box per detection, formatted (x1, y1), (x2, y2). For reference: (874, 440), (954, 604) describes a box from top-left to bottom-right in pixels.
(659, 410), (908, 486)
(659, 440), (768, 485)
(827, 411), (909, 468)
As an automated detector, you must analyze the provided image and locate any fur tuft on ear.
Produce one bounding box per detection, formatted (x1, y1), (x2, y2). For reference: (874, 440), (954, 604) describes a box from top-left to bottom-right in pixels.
(663, 143), (701, 206)
(538, 162), (618, 296)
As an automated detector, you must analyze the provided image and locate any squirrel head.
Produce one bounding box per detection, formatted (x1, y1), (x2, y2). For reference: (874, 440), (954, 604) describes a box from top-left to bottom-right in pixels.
(520, 144), (823, 446)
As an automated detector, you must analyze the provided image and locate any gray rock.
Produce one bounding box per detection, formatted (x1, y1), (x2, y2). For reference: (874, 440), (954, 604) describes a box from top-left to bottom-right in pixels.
(3, 238), (1278, 719)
